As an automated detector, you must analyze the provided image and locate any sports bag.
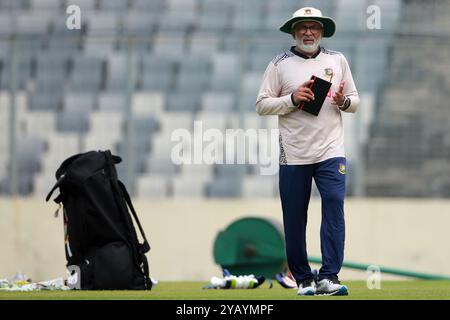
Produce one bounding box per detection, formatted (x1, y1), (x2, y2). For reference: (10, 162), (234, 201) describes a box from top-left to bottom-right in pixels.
(46, 150), (152, 290)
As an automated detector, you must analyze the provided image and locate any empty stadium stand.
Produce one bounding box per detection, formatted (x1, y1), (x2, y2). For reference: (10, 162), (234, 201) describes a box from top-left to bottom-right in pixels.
(4, 0), (441, 199)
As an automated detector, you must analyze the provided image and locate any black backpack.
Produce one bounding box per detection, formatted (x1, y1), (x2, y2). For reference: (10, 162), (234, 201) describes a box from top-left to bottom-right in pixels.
(46, 150), (152, 290)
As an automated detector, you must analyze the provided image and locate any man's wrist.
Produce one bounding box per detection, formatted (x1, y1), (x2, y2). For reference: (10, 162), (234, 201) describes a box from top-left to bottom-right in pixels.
(291, 93), (300, 107)
(339, 96), (351, 111)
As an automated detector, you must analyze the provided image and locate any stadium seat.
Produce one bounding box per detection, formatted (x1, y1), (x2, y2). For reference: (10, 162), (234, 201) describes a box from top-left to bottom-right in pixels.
(116, 136), (152, 161)
(0, 175), (35, 195)
(175, 71), (209, 93)
(140, 54), (177, 89)
(57, 111), (90, 133)
(123, 12), (158, 37)
(89, 111), (123, 133)
(29, 94), (62, 112)
(158, 10), (196, 33)
(152, 31), (188, 55)
(145, 156), (178, 176)
(152, 133), (183, 158)
(85, 13), (122, 37)
(157, 112), (193, 135)
(264, 10), (288, 31)
(180, 164), (214, 180)
(0, 0), (27, 11)
(166, 92), (200, 113)
(228, 114), (262, 130)
(179, 54), (211, 74)
(21, 111), (56, 136)
(248, 54), (271, 72)
(34, 73), (67, 93)
(98, 92), (127, 112)
(210, 53), (239, 92)
(45, 132), (81, 155)
(194, 111), (229, 131)
(231, 10), (263, 32)
(131, 92), (165, 115)
(16, 13), (52, 36)
(0, 154), (8, 179)
(266, 0), (298, 13)
(69, 56), (105, 92)
(127, 115), (160, 136)
(0, 92), (28, 116)
(63, 93), (97, 113)
(0, 13), (13, 37)
(215, 164), (247, 179)
(0, 53), (34, 90)
(83, 37), (118, 58)
(82, 132), (120, 154)
(39, 152), (72, 174)
(45, 38), (81, 58)
(14, 137), (46, 181)
(172, 176), (207, 199)
(196, 12), (231, 32)
(136, 174), (171, 198)
(131, 0), (166, 12)
(30, 0), (64, 12)
(105, 53), (133, 92)
(248, 38), (291, 60)
(242, 176), (277, 198)
(206, 177), (242, 198)
(140, 72), (172, 92)
(200, 92), (235, 112)
(188, 32), (221, 54)
(241, 72), (264, 112)
(222, 33), (241, 52)
(167, 0), (198, 12)
(98, 0), (129, 12)
(66, 0), (97, 11)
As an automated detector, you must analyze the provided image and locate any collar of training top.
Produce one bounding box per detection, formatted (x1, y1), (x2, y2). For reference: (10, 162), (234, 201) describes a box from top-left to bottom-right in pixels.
(290, 46), (321, 59)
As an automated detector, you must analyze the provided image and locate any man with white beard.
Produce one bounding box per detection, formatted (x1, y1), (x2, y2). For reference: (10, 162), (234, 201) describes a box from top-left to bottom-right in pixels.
(256, 7), (360, 296)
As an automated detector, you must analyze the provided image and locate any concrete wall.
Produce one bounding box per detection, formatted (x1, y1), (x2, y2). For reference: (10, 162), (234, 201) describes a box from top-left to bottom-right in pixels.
(1, 197), (450, 282)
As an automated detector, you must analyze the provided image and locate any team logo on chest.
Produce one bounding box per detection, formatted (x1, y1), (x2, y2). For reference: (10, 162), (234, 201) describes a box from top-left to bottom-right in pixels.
(324, 68), (334, 97)
(324, 68), (334, 80)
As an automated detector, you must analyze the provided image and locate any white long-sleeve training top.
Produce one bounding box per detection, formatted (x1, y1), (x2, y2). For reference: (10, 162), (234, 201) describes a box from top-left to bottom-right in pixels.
(256, 46), (360, 165)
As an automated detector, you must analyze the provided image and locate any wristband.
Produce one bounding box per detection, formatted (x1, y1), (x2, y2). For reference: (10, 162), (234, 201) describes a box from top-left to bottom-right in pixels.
(339, 96), (351, 111)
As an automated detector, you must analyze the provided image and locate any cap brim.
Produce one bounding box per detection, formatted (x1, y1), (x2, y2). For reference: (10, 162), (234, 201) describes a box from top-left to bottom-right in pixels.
(279, 16), (336, 37)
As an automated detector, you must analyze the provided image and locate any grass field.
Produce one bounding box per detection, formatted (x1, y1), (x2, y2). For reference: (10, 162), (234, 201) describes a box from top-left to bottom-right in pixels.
(0, 281), (449, 300)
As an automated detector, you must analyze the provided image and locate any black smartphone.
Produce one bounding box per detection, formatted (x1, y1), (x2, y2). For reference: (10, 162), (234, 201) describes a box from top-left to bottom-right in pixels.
(299, 75), (332, 116)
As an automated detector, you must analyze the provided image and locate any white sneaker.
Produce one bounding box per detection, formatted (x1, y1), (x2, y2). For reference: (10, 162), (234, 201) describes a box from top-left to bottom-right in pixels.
(297, 278), (316, 296)
(316, 277), (348, 296)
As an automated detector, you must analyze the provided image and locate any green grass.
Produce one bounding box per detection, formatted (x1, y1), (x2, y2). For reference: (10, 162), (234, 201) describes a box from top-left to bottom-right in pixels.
(0, 281), (449, 300)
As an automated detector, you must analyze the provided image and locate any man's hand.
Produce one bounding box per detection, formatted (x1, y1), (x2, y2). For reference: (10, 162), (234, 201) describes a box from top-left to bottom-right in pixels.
(331, 80), (345, 106)
(292, 80), (315, 105)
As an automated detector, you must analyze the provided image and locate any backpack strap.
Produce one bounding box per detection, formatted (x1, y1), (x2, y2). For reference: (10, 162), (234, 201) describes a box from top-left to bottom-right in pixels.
(117, 179), (152, 290)
(117, 180), (150, 253)
(104, 150), (152, 289)
(103, 151), (150, 251)
(45, 174), (65, 202)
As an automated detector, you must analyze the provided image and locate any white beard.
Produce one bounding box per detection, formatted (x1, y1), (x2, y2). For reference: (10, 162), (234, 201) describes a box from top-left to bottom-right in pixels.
(295, 36), (321, 53)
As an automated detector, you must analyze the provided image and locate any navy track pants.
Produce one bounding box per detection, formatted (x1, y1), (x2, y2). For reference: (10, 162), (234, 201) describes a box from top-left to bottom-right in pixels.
(279, 157), (346, 284)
